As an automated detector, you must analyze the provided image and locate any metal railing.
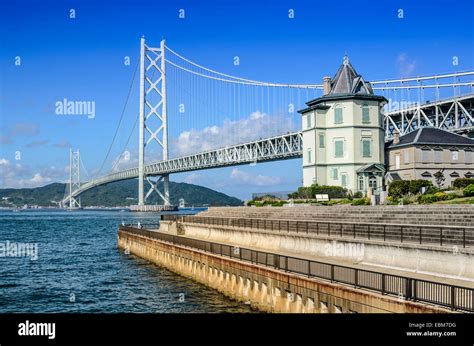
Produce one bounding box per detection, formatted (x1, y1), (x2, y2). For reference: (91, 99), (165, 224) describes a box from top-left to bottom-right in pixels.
(160, 215), (474, 248)
(119, 225), (474, 312)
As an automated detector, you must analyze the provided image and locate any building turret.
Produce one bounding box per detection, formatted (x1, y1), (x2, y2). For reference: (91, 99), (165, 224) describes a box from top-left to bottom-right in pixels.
(298, 56), (387, 194)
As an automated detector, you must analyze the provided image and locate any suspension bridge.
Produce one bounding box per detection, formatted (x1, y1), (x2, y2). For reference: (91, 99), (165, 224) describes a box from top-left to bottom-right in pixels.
(61, 37), (474, 208)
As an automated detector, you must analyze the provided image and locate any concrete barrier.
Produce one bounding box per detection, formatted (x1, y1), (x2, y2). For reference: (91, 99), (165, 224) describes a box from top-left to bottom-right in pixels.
(176, 222), (474, 281)
(118, 229), (451, 313)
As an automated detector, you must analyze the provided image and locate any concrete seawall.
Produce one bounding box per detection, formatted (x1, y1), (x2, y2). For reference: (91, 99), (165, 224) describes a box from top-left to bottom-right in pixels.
(164, 222), (474, 281)
(118, 228), (450, 313)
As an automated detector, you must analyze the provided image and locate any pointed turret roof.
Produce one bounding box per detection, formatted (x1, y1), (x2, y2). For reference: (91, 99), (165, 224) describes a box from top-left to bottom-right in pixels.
(298, 56), (386, 114)
(329, 56), (374, 95)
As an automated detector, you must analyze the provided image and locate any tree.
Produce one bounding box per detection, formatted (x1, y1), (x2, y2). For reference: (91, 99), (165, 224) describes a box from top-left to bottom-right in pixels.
(433, 169), (446, 189)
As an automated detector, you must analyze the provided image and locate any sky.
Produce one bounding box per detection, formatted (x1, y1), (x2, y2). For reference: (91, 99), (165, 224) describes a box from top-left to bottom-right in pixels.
(0, 0), (473, 200)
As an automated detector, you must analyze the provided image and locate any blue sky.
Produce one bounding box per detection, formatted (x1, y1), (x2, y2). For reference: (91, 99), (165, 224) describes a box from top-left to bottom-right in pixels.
(0, 0), (473, 200)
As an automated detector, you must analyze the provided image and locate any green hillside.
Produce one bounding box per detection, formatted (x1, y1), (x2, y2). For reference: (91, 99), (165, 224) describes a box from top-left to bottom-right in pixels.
(0, 179), (242, 207)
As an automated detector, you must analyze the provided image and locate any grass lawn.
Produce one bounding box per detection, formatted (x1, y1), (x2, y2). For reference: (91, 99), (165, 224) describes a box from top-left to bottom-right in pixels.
(435, 197), (474, 204)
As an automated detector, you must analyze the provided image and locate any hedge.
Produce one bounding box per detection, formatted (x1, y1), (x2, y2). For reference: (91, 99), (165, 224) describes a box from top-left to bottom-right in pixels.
(388, 181), (410, 199)
(418, 194), (438, 204)
(453, 178), (474, 189)
(290, 184), (348, 199)
(351, 198), (370, 206)
(464, 184), (474, 197)
(388, 179), (432, 199)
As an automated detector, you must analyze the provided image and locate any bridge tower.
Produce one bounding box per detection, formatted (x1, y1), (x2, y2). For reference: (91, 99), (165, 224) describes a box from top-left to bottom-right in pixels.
(67, 148), (81, 208)
(138, 37), (170, 206)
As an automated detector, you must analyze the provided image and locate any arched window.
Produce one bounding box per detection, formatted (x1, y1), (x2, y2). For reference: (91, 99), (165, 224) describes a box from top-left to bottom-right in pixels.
(334, 105), (343, 124)
(369, 176), (377, 189)
(362, 104), (370, 124)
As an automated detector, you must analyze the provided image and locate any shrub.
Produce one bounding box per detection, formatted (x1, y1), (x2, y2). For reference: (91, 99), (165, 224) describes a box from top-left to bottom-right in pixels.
(289, 184), (348, 199)
(425, 186), (440, 194)
(454, 178), (474, 189)
(270, 201), (285, 207)
(296, 186), (313, 199)
(321, 200), (340, 206)
(434, 192), (448, 201)
(408, 179), (432, 195)
(463, 184), (474, 197)
(353, 191), (363, 199)
(401, 197), (415, 205)
(351, 198), (370, 206)
(446, 193), (458, 200)
(311, 184), (348, 199)
(384, 196), (397, 205)
(418, 194), (438, 204)
(388, 181), (410, 199)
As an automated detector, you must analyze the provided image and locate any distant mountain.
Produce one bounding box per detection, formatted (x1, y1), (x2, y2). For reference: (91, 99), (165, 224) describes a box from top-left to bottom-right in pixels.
(0, 180), (243, 207)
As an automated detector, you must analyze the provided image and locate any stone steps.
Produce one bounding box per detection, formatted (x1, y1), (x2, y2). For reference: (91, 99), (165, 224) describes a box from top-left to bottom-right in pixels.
(199, 205), (474, 228)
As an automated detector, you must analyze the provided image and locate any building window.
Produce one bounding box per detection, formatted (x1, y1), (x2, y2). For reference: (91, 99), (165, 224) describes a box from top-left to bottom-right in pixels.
(319, 133), (325, 148)
(395, 154), (400, 169)
(358, 176), (364, 191)
(421, 171), (432, 177)
(450, 172), (460, 178)
(421, 148), (430, 162)
(307, 148), (312, 164)
(369, 176), (377, 189)
(362, 139), (372, 157)
(362, 105), (370, 124)
(341, 174), (348, 187)
(334, 105), (343, 124)
(403, 150), (409, 164)
(335, 139), (344, 158)
(466, 150), (472, 164)
(452, 151), (458, 161)
(306, 114), (312, 129)
(331, 168), (339, 180)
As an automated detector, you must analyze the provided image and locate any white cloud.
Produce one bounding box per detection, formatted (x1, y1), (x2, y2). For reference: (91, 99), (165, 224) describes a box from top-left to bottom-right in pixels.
(396, 53), (417, 77)
(172, 111), (297, 156)
(26, 139), (49, 148)
(28, 173), (52, 185)
(183, 172), (203, 184)
(230, 168), (282, 186)
(9, 122), (40, 136)
(54, 139), (72, 148)
(0, 158), (65, 188)
(111, 150), (136, 172)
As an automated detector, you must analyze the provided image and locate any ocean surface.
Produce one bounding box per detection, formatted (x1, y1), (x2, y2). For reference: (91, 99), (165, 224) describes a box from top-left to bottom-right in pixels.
(0, 209), (253, 313)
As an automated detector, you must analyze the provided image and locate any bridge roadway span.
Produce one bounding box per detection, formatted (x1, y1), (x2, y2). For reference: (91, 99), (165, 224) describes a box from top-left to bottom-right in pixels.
(63, 132), (302, 203)
(63, 93), (474, 204)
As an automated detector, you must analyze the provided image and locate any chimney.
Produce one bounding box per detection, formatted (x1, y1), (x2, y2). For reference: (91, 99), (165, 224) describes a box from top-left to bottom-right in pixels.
(323, 76), (331, 95)
(393, 130), (400, 144)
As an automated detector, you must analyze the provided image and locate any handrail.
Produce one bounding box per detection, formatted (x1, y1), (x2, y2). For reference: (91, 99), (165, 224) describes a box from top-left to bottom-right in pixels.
(160, 215), (474, 248)
(119, 226), (474, 312)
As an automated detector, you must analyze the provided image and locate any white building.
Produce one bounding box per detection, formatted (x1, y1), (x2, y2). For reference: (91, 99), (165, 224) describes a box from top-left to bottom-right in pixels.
(299, 57), (387, 193)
